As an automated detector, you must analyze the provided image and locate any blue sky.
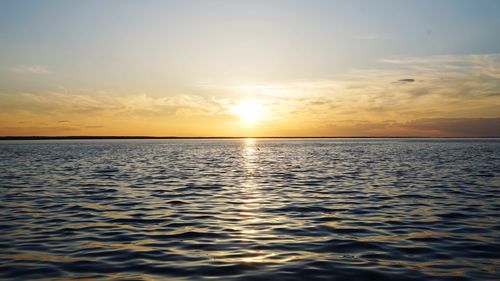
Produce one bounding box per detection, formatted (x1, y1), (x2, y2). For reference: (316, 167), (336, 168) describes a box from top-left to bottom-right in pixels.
(1, 0), (499, 85)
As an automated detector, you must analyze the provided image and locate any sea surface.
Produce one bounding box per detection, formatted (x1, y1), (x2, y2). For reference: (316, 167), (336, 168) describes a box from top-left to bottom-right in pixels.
(0, 138), (499, 280)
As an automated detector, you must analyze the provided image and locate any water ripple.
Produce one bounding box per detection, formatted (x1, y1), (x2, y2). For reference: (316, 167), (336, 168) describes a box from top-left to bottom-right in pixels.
(0, 139), (499, 280)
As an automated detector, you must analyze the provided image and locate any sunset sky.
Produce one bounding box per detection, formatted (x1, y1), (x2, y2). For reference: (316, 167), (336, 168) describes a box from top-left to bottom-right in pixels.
(1, 0), (499, 137)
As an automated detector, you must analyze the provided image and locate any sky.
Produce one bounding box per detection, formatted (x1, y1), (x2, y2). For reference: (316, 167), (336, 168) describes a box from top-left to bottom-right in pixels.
(1, 0), (499, 137)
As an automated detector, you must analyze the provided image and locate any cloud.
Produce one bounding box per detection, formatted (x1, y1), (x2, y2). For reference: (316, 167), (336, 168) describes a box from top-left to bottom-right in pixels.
(10, 64), (51, 75)
(197, 53), (500, 130)
(485, 92), (500, 97)
(403, 117), (500, 137)
(1, 90), (229, 119)
(320, 118), (500, 137)
(379, 54), (500, 80)
(1, 53), (499, 136)
(393, 78), (415, 84)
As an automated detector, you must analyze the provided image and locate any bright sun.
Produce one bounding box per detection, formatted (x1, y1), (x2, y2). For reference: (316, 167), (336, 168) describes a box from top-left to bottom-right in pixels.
(233, 99), (264, 124)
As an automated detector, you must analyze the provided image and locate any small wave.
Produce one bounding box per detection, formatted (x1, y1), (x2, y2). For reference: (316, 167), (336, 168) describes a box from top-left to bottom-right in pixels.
(1, 139), (499, 280)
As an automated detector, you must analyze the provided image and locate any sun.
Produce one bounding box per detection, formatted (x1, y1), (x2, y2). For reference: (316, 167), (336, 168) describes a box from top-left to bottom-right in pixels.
(232, 99), (264, 124)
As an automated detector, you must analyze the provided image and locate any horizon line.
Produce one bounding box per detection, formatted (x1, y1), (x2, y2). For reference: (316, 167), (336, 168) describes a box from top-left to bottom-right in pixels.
(1, 136), (500, 140)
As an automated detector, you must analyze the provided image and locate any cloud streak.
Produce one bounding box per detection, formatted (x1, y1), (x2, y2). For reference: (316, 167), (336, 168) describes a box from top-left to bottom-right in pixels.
(1, 53), (499, 136)
(404, 117), (500, 137)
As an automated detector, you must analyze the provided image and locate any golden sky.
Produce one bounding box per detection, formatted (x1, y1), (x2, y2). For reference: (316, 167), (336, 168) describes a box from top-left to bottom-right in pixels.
(1, 1), (499, 137)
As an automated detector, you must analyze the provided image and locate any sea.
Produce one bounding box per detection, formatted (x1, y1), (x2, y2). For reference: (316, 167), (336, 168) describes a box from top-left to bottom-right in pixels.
(0, 138), (499, 280)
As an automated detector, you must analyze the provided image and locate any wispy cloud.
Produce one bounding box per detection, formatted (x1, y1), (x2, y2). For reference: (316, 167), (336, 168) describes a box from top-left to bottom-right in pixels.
(1, 53), (499, 136)
(319, 117), (500, 137)
(404, 117), (500, 137)
(219, 53), (500, 135)
(10, 64), (51, 75)
(393, 78), (416, 84)
(1, 90), (227, 118)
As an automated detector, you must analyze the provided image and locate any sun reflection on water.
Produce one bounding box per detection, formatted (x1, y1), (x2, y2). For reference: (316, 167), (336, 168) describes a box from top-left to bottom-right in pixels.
(230, 138), (272, 264)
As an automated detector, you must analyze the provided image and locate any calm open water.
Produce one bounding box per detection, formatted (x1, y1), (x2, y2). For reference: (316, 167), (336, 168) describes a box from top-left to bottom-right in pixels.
(0, 139), (499, 280)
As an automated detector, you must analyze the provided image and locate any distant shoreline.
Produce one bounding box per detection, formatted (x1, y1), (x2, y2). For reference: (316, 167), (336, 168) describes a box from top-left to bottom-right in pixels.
(1, 136), (499, 140)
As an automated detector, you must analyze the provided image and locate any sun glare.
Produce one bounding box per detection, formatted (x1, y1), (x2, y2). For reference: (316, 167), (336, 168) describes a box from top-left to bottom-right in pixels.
(233, 100), (264, 124)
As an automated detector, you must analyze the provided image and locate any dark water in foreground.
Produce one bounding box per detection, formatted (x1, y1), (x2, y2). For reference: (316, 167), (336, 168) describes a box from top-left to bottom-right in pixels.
(0, 139), (499, 280)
